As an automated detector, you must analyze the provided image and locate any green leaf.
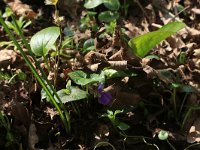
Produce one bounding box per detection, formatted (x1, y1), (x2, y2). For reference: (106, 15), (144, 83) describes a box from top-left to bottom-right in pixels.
(103, 0), (120, 10)
(68, 71), (87, 85)
(128, 22), (186, 58)
(103, 68), (137, 79)
(158, 130), (168, 140)
(56, 87), (88, 103)
(68, 71), (105, 86)
(83, 38), (95, 52)
(30, 26), (60, 56)
(63, 27), (74, 37)
(84, 0), (103, 9)
(117, 122), (130, 131)
(98, 11), (119, 22)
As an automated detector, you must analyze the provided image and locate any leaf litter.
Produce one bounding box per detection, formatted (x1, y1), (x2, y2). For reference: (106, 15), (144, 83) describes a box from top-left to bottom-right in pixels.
(0, 0), (200, 149)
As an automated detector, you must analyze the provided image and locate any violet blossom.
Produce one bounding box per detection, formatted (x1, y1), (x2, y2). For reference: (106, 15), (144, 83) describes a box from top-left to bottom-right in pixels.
(98, 83), (112, 105)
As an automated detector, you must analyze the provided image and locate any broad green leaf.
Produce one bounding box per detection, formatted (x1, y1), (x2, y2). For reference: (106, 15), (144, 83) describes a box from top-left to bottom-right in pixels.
(90, 72), (105, 83)
(128, 22), (186, 58)
(56, 87), (88, 103)
(98, 11), (119, 22)
(30, 26), (60, 56)
(103, 0), (120, 10)
(84, 0), (103, 9)
(68, 71), (87, 85)
(68, 70), (105, 86)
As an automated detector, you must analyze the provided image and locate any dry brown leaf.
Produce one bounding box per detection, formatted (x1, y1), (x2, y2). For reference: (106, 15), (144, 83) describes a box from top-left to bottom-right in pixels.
(0, 49), (17, 68)
(109, 49), (123, 61)
(108, 61), (127, 69)
(28, 123), (39, 150)
(191, 8), (200, 15)
(187, 118), (200, 143)
(84, 51), (107, 64)
(5, 0), (39, 19)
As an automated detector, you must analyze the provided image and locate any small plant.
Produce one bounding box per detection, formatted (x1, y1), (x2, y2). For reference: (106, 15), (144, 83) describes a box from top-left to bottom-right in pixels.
(102, 109), (130, 131)
(5, 16), (31, 35)
(0, 10), (71, 133)
(128, 22), (186, 57)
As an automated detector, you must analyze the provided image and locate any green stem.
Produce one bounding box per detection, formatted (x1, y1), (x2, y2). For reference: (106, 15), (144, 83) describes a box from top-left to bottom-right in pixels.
(178, 93), (188, 120)
(172, 88), (177, 117)
(167, 139), (176, 150)
(0, 15), (71, 133)
(43, 55), (51, 72)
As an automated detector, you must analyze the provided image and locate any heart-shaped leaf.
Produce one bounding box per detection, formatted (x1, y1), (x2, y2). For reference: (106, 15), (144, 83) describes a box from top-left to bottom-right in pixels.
(68, 70), (105, 86)
(103, 0), (120, 10)
(30, 26), (60, 56)
(84, 0), (103, 9)
(56, 87), (88, 103)
(128, 22), (186, 58)
(98, 11), (119, 22)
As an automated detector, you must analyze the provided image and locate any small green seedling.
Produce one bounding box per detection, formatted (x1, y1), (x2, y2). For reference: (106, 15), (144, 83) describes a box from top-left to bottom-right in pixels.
(158, 130), (168, 140)
(102, 109), (130, 131)
(128, 22), (186, 57)
(5, 16), (31, 35)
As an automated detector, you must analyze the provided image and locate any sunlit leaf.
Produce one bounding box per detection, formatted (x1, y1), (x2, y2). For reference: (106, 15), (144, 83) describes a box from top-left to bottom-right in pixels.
(56, 87), (88, 103)
(103, 68), (137, 79)
(30, 26), (60, 56)
(84, 0), (103, 9)
(128, 22), (186, 58)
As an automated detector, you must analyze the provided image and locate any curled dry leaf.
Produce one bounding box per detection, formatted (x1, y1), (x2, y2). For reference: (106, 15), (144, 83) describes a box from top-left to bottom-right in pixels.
(5, 0), (39, 19)
(0, 49), (17, 68)
(84, 51), (107, 64)
(108, 61), (127, 69)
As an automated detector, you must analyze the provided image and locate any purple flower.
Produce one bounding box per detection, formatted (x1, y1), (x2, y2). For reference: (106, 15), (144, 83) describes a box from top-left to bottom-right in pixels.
(98, 83), (112, 105)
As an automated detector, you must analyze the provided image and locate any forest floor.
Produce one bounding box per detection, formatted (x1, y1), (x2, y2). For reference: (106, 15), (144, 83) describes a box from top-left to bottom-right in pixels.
(0, 0), (200, 149)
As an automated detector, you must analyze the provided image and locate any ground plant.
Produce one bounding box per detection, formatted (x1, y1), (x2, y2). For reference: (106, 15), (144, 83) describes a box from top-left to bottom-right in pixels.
(0, 0), (200, 149)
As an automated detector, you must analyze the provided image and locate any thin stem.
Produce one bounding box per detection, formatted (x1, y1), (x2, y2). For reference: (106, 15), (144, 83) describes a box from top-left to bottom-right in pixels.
(0, 15), (71, 133)
(10, 14), (71, 132)
(167, 139), (176, 150)
(178, 93), (188, 120)
(94, 141), (116, 150)
(43, 55), (51, 72)
(172, 88), (177, 117)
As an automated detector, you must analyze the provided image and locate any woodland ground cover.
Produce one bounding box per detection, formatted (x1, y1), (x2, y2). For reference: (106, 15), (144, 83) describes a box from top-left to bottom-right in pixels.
(0, 0), (200, 149)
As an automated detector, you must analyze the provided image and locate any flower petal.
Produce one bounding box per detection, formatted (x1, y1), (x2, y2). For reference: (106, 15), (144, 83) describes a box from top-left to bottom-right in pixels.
(98, 83), (104, 93)
(98, 92), (112, 105)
